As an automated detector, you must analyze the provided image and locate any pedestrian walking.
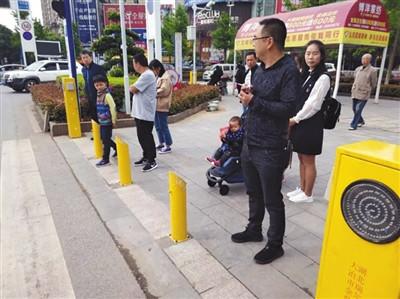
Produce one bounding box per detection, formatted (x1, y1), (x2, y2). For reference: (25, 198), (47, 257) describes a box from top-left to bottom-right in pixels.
(231, 18), (300, 264)
(149, 59), (174, 154)
(288, 40), (331, 203)
(349, 53), (377, 130)
(129, 53), (158, 172)
(81, 49), (107, 122)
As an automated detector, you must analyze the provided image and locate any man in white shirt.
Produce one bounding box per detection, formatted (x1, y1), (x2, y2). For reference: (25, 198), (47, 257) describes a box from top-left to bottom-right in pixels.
(129, 53), (158, 172)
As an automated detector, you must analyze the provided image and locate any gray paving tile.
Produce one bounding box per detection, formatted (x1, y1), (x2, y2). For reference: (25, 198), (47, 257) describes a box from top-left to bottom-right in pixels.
(230, 261), (312, 299)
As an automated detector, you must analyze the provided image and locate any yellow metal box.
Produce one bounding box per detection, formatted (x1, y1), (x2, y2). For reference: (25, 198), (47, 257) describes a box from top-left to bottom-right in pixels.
(316, 140), (400, 299)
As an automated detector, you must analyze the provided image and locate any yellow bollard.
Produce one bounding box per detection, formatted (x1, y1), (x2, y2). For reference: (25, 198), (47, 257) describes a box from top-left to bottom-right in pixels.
(91, 120), (103, 159)
(62, 77), (81, 138)
(169, 171), (189, 242)
(116, 136), (133, 186)
(189, 71), (193, 84)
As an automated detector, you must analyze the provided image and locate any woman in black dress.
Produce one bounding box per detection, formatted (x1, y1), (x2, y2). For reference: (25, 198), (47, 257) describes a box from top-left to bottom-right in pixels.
(287, 40), (331, 203)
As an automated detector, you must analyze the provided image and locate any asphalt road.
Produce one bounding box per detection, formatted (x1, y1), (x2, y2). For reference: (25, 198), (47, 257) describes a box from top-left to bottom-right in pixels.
(0, 85), (40, 157)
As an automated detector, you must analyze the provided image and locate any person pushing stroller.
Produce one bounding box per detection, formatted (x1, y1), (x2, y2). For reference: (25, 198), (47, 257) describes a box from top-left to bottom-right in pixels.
(207, 116), (244, 167)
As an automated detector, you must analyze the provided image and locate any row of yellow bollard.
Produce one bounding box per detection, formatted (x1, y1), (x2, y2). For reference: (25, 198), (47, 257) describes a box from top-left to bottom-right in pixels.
(64, 77), (188, 243)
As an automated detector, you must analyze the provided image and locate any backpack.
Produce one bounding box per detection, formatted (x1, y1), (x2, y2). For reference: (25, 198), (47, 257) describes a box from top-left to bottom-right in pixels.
(321, 74), (341, 129)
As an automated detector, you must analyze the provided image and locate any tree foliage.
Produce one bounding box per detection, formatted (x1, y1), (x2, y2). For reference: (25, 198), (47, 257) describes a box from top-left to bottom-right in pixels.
(0, 25), (20, 64)
(91, 11), (143, 74)
(211, 12), (236, 60)
(161, 4), (189, 60)
(382, 0), (400, 83)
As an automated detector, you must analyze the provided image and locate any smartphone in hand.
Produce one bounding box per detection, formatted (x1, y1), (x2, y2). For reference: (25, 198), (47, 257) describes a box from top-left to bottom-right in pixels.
(237, 83), (252, 93)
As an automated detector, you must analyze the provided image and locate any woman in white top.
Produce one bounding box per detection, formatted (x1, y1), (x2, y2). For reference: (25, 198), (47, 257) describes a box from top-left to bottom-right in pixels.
(287, 40), (331, 203)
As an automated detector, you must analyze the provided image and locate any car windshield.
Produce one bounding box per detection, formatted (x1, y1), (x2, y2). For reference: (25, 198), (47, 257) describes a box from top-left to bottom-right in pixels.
(24, 61), (46, 71)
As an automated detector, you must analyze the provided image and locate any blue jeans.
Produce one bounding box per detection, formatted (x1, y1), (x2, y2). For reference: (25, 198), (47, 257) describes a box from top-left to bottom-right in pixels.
(241, 142), (285, 247)
(155, 111), (173, 146)
(350, 98), (367, 129)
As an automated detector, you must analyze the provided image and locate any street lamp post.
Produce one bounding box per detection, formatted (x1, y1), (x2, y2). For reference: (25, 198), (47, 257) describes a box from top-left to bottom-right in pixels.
(191, 1), (214, 83)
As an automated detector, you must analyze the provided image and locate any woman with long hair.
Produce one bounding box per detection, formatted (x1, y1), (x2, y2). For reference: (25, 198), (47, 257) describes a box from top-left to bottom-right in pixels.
(149, 59), (173, 154)
(287, 40), (331, 203)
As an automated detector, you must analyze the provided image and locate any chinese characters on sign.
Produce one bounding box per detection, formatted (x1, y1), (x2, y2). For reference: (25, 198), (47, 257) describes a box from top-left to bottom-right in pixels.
(73, 0), (99, 46)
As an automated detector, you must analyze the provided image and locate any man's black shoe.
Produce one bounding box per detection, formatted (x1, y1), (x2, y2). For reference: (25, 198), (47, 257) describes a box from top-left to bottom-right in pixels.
(134, 157), (147, 166)
(254, 245), (284, 264)
(231, 229), (263, 243)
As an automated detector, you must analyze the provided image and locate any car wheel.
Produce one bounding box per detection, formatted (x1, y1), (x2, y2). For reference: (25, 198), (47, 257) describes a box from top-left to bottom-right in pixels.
(24, 79), (37, 92)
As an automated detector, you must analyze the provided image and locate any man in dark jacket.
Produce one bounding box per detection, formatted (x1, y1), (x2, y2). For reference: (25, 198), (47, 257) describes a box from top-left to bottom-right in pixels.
(208, 65), (223, 86)
(244, 51), (258, 86)
(81, 49), (107, 122)
(232, 18), (300, 265)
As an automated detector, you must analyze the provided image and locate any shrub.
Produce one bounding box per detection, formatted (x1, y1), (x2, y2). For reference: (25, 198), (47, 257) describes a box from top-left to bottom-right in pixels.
(31, 82), (219, 123)
(30, 83), (90, 122)
(56, 74), (138, 111)
(170, 84), (219, 115)
(108, 65), (124, 77)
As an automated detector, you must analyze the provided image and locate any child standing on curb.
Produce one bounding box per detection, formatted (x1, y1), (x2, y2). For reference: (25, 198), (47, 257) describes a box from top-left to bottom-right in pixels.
(93, 74), (117, 167)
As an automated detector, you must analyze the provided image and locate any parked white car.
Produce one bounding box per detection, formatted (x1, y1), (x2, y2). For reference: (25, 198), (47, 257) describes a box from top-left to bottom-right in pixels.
(202, 63), (235, 81)
(3, 60), (82, 92)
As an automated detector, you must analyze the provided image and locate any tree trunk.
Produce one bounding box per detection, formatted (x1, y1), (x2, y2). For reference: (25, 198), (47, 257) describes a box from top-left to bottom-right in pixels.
(224, 49), (227, 62)
(384, 28), (399, 85)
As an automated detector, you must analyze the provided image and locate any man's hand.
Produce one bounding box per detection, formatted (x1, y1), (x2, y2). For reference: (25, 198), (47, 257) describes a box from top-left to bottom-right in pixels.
(239, 89), (254, 106)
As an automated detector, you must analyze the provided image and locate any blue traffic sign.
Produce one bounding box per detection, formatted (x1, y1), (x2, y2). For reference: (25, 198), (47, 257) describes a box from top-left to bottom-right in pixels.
(23, 31), (32, 40)
(18, 0), (29, 11)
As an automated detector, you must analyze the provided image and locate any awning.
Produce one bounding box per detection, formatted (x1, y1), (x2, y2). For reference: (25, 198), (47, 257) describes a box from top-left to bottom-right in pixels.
(235, 0), (389, 50)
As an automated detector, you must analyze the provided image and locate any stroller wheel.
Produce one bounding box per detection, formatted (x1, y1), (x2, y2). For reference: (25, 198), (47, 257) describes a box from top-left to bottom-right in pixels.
(207, 179), (217, 187)
(219, 184), (229, 196)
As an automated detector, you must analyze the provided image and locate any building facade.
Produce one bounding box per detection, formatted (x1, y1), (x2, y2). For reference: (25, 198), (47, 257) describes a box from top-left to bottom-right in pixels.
(40, 0), (63, 32)
(186, 0), (254, 62)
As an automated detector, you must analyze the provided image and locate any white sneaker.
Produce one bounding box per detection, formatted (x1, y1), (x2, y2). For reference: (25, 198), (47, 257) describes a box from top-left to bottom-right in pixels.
(289, 191), (313, 203)
(286, 187), (302, 197)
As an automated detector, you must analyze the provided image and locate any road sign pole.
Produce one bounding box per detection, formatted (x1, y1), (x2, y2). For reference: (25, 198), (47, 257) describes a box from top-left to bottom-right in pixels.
(64, 0), (77, 81)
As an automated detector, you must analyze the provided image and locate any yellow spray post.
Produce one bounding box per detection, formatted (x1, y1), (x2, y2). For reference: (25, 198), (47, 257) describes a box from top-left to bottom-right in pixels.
(316, 140), (400, 299)
(91, 120), (103, 158)
(116, 136), (133, 186)
(62, 77), (81, 138)
(169, 171), (189, 242)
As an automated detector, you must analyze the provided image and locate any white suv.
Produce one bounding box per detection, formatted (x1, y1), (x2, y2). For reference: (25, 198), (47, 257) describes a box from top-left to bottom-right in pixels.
(203, 64), (235, 81)
(3, 60), (82, 92)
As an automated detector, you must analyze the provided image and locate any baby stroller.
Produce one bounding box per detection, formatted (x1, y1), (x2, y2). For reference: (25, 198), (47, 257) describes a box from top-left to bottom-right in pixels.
(206, 156), (244, 195)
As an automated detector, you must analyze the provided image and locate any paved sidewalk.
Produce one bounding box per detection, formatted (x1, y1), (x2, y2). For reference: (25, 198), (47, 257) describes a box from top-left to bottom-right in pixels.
(54, 94), (399, 298)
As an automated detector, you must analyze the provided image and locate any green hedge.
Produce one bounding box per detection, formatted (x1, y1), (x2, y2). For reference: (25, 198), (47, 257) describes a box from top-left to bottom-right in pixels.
(56, 74), (138, 111)
(338, 83), (400, 98)
(31, 82), (219, 123)
(169, 84), (220, 115)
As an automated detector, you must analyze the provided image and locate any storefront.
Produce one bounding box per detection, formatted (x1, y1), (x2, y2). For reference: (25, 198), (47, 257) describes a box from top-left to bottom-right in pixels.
(185, 0), (253, 62)
(234, 0), (389, 101)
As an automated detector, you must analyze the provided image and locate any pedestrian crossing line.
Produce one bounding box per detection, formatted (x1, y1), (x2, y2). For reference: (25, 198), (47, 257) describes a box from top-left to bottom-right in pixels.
(1, 139), (75, 299)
